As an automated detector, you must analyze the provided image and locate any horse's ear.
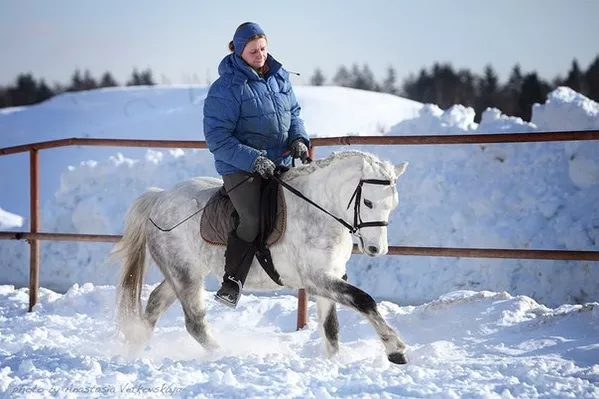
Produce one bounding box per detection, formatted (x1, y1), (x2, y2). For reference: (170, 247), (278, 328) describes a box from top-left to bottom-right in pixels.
(394, 161), (408, 178)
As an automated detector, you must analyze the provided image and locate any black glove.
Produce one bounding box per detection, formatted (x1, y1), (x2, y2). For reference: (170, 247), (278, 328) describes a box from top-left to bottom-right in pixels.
(253, 156), (276, 177)
(290, 139), (310, 163)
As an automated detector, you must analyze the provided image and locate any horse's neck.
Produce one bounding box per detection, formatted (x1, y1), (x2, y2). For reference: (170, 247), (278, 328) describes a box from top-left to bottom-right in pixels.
(286, 158), (362, 222)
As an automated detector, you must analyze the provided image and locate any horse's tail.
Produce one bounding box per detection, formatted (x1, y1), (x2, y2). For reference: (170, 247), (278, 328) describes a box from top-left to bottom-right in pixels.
(111, 187), (163, 339)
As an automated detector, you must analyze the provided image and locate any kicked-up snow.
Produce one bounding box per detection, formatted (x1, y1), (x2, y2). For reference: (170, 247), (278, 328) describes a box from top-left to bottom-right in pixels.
(1, 284), (597, 398)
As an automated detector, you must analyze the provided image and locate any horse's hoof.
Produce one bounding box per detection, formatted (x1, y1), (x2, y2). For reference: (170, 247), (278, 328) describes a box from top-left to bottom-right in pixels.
(388, 352), (408, 364)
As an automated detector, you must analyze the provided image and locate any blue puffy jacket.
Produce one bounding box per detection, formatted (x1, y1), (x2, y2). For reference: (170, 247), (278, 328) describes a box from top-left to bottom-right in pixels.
(203, 52), (311, 176)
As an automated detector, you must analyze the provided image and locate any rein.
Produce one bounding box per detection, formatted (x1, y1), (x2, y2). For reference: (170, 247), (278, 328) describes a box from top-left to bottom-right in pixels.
(149, 154), (392, 237)
(269, 168), (392, 237)
(269, 173), (356, 233)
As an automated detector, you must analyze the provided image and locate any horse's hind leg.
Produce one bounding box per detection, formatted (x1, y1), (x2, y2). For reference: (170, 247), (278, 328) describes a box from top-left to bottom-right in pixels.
(316, 296), (340, 358)
(306, 276), (408, 364)
(175, 277), (219, 351)
(145, 279), (177, 330)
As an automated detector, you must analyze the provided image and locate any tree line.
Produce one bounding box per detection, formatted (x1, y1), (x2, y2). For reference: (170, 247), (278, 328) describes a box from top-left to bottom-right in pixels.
(2, 55), (598, 123)
(310, 55), (599, 122)
(0, 68), (155, 109)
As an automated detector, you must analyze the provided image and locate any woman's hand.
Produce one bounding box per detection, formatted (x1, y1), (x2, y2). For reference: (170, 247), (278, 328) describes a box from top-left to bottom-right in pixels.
(253, 156), (276, 177)
(290, 139), (310, 163)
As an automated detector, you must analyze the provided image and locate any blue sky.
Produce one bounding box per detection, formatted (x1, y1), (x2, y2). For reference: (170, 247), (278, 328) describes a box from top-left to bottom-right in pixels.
(1, 0), (598, 87)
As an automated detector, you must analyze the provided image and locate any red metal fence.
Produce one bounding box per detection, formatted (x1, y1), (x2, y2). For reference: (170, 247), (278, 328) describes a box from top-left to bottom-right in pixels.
(1, 130), (599, 329)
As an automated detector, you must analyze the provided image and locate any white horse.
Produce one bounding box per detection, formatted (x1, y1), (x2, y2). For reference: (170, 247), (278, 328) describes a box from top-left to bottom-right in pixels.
(111, 149), (410, 364)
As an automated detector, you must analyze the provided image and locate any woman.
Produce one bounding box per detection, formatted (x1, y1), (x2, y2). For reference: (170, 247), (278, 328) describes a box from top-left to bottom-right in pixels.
(203, 22), (311, 308)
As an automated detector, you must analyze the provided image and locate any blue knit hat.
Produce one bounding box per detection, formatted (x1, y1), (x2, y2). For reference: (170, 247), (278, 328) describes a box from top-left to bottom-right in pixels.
(232, 23), (266, 57)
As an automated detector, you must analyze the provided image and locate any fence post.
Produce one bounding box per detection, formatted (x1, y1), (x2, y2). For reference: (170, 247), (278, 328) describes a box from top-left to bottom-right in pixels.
(295, 144), (317, 330)
(28, 149), (40, 312)
(296, 289), (308, 330)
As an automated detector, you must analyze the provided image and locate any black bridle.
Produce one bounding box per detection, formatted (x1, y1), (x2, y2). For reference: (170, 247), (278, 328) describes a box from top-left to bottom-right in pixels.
(345, 178), (393, 235)
(268, 172), (393, 238)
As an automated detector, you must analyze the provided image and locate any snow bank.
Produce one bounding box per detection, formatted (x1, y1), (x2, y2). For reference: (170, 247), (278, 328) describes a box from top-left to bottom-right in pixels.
(351, 89), (599, 307)
(389, 103), (537, 135)
(532, 86), (599, 132)
(529, 87), (599, 189)
(0, 207), (23, 229)
(0, 85), (598, 308)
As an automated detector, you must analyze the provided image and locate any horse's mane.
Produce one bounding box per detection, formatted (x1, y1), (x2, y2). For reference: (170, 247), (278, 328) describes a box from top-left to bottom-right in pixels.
(283, 149), (396, 181)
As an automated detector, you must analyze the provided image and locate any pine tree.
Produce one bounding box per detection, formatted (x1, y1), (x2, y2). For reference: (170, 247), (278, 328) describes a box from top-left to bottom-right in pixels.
(127, 68), (143, 86)
(127, 68), (155, 86)
(36, 79), (54, 102)
(11, 73), (38, 105)
(82, 69), (98, 90)
(381, 65), (397, 94)
(430, 62), (461, 108)
(139, 69), (155, 85)
(69, 69), (84, 92)
(456, 68), (476, 107)
(332, 66), (352, 87)
(401, 69), (429, 102)
(350, 64), (365, 89)
(518, 72), (551, 122)
(347, 63), (378, 91)
(475, 64), (499, 118)
(309, 68), (326, 86)
(501, 64), (523, 117)
(564, 59), (583, 93)
(99, 72), (119, 87)
(0, 87), (10, 108)
(584, 55), (599, 101)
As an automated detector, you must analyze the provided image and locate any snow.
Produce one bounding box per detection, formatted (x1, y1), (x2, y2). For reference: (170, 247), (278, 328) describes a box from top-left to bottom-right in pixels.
(0, 84), (598, 397)
(0, 207), (23, 229)
(1, 285), (598, 398)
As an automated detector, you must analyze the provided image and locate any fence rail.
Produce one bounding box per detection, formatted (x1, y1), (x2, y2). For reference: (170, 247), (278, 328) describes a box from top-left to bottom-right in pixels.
(2, 130), (599, 156)
(1, 130), (599, 328)
(1, 231), (598, 261)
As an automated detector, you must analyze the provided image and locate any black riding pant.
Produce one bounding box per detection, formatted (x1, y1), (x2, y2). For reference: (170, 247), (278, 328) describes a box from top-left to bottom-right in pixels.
(222, 172), (262, 243)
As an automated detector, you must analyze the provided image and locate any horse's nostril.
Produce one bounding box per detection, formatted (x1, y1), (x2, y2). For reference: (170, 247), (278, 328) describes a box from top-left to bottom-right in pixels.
(368, 246), (379, 254)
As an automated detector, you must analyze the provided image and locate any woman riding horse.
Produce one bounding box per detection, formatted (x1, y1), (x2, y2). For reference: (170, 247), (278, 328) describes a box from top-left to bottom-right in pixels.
(203, 22), (311, 308)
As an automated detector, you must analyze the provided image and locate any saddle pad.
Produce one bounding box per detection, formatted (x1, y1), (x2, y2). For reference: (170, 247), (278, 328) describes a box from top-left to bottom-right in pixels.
(200, 184), (287, 247)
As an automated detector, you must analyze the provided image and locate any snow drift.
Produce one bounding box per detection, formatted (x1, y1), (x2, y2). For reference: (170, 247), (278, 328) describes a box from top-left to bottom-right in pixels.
(0, 85), (598, 309)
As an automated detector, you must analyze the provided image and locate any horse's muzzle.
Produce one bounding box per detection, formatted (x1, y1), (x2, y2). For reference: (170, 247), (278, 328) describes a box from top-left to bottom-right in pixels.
(366, 245), (380, 256)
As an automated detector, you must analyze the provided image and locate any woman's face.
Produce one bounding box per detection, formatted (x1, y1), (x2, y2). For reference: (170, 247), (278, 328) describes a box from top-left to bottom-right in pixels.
(241, 37), (268, 69)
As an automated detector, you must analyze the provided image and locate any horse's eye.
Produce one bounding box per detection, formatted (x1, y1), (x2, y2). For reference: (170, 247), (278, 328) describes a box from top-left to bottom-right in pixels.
(364, 199), (373, 209)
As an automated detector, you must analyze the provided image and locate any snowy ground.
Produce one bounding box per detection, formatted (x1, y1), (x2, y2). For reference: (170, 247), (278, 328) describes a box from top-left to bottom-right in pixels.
(0, 85), (598, 397)
(1, 284), (598, 398)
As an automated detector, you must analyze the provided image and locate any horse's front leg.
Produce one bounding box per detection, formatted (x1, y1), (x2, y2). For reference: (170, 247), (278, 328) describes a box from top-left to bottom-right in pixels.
(316, 296), (339, 358)
(174, 276), (220, 352)
(306, 274), (408, 365)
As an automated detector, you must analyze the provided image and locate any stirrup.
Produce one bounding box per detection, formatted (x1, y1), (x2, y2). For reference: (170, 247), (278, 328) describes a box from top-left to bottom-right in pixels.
(214, 276), (243, 309)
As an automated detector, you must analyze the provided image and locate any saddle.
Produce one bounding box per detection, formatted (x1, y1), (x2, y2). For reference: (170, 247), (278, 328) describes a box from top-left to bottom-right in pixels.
(200, 175), (287, 285)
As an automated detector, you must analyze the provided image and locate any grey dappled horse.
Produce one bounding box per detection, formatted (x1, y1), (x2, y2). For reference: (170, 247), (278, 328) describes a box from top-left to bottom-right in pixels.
(111, 150), (409, 364)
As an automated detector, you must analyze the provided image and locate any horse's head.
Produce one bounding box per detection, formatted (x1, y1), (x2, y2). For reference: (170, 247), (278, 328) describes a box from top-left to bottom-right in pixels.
(345, 153), (408, 257)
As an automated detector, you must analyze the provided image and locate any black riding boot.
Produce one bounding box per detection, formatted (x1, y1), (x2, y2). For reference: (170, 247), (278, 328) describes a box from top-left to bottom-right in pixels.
(214, 232), (257, 308)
